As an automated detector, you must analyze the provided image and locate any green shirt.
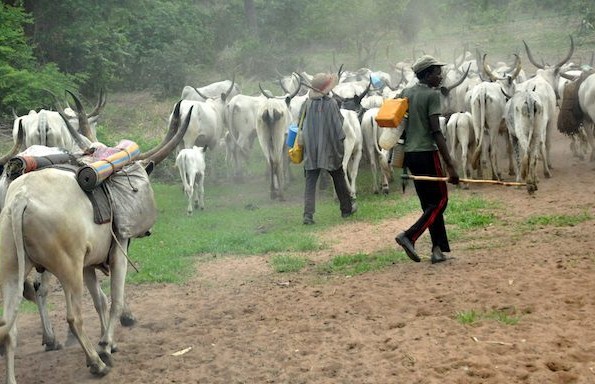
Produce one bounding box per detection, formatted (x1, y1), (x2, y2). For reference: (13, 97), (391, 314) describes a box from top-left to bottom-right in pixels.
(401, 83), (442, 152)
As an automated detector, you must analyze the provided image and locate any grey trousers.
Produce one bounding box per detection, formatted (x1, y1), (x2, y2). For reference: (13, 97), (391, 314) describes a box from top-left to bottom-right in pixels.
(303, 168), (352, 219)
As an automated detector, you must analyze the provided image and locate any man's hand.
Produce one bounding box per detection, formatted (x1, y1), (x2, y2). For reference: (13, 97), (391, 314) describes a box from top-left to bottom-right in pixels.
(446, 164), (460, 185)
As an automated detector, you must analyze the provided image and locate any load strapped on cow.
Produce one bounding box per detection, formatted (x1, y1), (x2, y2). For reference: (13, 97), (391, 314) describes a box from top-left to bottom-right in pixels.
(558, 69), (595, 136)
(4, 136), (157, 244)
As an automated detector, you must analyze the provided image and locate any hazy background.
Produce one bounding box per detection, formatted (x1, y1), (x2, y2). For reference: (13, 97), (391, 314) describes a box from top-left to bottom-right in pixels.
(1, 0), (594, 119)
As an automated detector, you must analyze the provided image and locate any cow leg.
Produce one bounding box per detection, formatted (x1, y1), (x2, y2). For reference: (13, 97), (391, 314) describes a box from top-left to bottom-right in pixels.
(540, 139), (552, 178)
(196, 173), (205, 210)
(585, 122), (595, 162)
(34, 272), (63, 351)
(98, 241), (128, 367)
(83, 268), (109, 341)
(0, 263), (29, 384)
(62, 273), (109, 376)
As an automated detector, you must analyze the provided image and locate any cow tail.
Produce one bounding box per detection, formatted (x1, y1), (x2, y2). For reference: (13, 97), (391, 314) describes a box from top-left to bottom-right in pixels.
(471, 90), (486, 169)
(226, 105), (249, 158)
(371, 115), (383, 156)
(0, 194), (28, 341)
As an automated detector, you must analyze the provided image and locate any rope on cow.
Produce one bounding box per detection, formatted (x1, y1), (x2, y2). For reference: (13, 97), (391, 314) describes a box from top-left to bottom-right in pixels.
(109, 207), (140, 273)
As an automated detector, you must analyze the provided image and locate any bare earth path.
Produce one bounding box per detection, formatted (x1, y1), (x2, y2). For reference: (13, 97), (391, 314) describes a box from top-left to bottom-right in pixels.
(2, 129), (595, 384)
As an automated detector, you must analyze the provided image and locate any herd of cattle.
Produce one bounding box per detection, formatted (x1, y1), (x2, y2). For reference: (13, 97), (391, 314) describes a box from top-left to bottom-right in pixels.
(172, 36), (594, 207)
(0, 36), (594, 383)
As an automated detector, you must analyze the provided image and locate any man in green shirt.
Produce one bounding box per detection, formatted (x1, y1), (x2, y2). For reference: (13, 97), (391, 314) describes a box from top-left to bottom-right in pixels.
(395, 55), (460, 264)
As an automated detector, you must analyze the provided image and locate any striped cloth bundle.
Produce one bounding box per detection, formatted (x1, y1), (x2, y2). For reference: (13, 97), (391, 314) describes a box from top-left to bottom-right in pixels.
(76, 140), (141, 191)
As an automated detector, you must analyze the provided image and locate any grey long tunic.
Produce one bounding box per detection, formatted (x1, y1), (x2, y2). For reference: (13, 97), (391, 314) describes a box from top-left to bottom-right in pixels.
(299, 96), (345, 171)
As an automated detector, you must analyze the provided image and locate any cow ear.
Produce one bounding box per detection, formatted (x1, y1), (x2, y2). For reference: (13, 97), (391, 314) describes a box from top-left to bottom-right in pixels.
(144, 161), (155, 176)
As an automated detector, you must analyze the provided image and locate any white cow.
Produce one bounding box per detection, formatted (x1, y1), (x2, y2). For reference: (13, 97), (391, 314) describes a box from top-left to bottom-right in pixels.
(340, 109), (363, 199)
(505, 89), (548, 193)
(577, 73), (595, 161)
(223, 94), (267, 180)
(0, 101), (190, 383)
(470, 81), (512, 180)
(12, 90), (106, 152)
(176, 146), (206, 215)
(255, 96), (293, 200)
(445, 112), (476, 188)
(360, 107), (393, 194)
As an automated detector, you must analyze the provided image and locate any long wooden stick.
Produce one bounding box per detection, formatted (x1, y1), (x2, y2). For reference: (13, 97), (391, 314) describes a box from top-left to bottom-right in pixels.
(401, 174), (526, 186)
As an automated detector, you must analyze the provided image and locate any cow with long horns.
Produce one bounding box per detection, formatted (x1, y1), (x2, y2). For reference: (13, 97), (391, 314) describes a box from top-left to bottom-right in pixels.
(0, 97), (191, 383)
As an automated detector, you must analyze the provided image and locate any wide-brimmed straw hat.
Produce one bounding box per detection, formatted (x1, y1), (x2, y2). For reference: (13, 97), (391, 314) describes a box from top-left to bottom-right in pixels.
(411, 55), (446, 74)
(308, 73), (338, 97)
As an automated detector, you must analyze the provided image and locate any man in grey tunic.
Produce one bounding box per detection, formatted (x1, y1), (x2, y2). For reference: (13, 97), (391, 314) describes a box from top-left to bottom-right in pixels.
(299, 73), (356, 225)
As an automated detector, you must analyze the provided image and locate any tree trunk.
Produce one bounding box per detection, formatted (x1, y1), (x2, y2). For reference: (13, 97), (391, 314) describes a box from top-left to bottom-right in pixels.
(244, 0), (258, 37)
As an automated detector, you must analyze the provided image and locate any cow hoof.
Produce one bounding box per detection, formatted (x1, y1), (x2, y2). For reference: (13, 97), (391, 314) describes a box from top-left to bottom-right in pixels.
(89, 361), (110, 376)
(120, 313), (136, 327)
(99, 351), (114, 367)
(44, 340), (63, 351)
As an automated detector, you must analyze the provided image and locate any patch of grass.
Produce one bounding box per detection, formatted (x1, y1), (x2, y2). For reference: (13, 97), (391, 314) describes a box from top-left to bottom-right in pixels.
(521, 212), (592, 229)
(123, 163), (495, 284)
(447, 194), (497, 230)
(455, 308), (520, 326)
(270, 255), (308, 273)
(316, 249), (409, 276)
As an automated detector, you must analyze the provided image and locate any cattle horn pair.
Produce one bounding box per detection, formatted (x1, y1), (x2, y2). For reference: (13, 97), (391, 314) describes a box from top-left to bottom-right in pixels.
(440, 63), (471, 96)
(483, 54), (521, 83)
(194, 75), (236, 101)
(140, 103), (192, 167)
(523, 35), (574, 70)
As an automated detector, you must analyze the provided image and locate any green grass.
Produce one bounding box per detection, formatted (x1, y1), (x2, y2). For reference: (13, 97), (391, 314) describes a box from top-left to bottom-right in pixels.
(521, 212), (592, 230)
(317, 250), (409, 276)
(124, 171), (497, 284)
(270, 255), (308, 273)
(455, 308), (520, 326)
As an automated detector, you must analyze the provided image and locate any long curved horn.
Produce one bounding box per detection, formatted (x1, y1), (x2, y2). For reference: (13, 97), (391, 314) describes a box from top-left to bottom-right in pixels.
(47, 89), (92, 152)
(560, 72), (579, 81)
(0, 120), (24, 165)
(482, 54), (502, 82)
(142, 105), (192, 166)
(86, 88), (107, 118)
(554, 35), (575, 69)
(221, 75), (235, 101)
(137, 100), (182, 161)
(259, 83), (273, 98)
(508, 54), (522, 81)
(65, 90), (97, 142)
(337, 64), (345, 82)
(284, 73), (301, 106)
(446, 63), (471, 91)
(57, 108), (93, 153)
(356, 78), (372, 102)
(11, 108), (18, 119)
(523, 40), (544, 69)
(194, 87), (209, 100)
